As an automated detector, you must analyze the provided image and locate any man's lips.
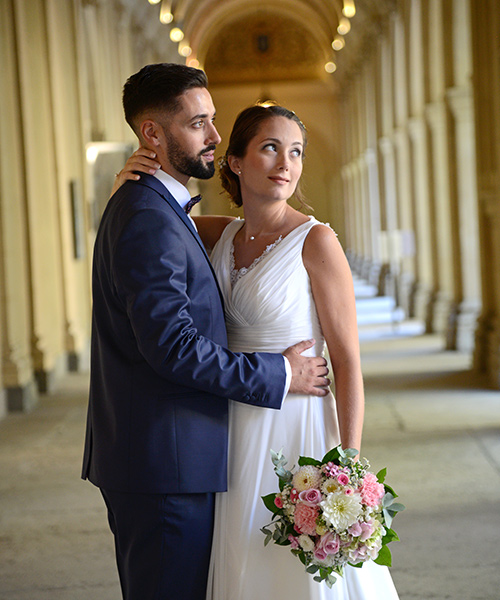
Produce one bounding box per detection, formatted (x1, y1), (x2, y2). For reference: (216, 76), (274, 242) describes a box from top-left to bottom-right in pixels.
(201, 146), (216, 161)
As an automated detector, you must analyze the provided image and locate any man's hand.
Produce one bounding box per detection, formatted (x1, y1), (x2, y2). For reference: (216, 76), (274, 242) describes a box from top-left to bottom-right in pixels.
(283, 339), (330, 396)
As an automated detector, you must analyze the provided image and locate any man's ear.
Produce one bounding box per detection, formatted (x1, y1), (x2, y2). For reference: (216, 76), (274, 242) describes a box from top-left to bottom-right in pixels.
(140, 119), (163, 148)
(227, 155), (241, 175)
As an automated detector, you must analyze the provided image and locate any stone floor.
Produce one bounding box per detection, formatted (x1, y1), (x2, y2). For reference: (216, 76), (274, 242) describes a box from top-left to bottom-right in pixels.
(1, 316), (500, 599)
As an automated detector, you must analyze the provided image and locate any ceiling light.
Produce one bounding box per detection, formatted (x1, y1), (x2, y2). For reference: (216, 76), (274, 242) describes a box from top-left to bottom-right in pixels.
(170, 27), (184, 42)
(337, 17), (351, 36)
(332, 35), (345, 51)
(342, 1), (356, 18)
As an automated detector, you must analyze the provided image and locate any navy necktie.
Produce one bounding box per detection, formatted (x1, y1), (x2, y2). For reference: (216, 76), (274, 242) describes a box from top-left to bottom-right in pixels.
(185, 194), (202, 214)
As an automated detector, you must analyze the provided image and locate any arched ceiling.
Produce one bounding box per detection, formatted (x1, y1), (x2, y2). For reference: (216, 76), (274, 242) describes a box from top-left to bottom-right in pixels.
(121, 0), (396, 88)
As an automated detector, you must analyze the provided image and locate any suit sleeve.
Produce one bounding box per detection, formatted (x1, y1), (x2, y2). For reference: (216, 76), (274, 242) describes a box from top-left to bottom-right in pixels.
(111, 206), (286, 409)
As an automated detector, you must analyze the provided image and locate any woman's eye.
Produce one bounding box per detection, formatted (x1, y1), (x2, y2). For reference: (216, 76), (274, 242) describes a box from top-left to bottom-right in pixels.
(291, 148), (301, 157)
(263, 143), (277, 151)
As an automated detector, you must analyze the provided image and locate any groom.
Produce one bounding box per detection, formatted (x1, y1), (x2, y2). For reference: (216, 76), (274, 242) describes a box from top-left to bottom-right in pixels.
(81, 63), (329, 600)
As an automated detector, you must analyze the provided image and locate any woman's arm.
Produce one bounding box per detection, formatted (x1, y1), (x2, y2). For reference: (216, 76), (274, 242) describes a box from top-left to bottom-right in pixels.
(111, 148), (161, 196)
(192, 216), (235, 251)
(302, 224), (364, 453)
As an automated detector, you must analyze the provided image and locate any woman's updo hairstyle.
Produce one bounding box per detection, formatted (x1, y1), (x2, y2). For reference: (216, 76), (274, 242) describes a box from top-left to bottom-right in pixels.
(219, 103), (309, 209)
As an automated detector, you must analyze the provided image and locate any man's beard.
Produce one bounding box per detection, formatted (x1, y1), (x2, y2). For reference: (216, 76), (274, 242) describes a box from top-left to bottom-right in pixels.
(165, 129), (216, 180)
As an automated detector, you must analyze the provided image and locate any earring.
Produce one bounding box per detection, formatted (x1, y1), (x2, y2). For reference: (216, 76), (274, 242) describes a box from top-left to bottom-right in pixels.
(238, 171), (242, 175)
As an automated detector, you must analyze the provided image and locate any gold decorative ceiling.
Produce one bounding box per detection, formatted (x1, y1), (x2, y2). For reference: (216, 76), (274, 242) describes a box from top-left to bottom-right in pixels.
(203, 11), (326, 84)
(125, 0), (397, 85)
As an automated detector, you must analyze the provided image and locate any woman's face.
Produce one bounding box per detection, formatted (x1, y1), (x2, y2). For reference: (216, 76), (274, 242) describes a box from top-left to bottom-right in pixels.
(231, 116), (304, 205)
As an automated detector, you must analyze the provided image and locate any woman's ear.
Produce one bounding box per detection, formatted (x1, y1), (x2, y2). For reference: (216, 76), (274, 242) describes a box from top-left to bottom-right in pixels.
(227, 155), (241, 175)
(140, 119), (162, 148)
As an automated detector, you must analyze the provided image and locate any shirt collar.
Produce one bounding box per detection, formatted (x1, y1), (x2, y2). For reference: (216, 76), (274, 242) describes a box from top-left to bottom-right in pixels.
(153, 169), (191, 210)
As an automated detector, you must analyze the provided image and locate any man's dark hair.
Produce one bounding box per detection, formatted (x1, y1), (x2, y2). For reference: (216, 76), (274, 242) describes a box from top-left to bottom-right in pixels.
(122, 63), (208, 134)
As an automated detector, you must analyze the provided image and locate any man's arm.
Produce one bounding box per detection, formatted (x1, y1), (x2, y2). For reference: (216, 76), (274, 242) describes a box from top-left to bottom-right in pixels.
(112, 206), (328, 409)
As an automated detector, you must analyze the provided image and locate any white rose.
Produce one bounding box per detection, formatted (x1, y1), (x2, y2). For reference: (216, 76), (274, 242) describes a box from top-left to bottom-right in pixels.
(298, 534), (315, 552)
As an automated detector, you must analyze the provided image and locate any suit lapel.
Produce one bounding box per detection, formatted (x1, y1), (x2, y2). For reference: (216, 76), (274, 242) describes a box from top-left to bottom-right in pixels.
(138, 174), (225, 308)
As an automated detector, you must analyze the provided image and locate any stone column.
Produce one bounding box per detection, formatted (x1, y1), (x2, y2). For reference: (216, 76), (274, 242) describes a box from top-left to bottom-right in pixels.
(391, 10), (415, 314)
(46, 0), (93, 372)
(14, 0), (67, 392)
(442, 0), (481, 352)
(0, 0), (38, 411)
(469, 0), (500, 385)
(406, 0), (434, 326)
(393, 127), (415, 315)
(424, 100), (454, 334)
(407, 116), (433, 324)
(446, 86), (481, 352)
(378, 137), (400, 299)
(375, 28), (401, 299)
(363, 63), (383, 287)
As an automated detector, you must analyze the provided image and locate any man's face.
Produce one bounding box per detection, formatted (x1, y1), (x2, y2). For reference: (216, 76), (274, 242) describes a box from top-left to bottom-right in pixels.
(160, 87), (222, 185)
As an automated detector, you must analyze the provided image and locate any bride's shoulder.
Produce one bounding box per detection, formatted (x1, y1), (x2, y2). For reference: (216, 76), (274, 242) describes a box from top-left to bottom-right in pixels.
(302, 220), (345, 268)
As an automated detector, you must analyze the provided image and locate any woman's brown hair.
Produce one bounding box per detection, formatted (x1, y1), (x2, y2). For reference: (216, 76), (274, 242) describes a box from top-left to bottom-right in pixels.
(219, 103), (310, 209)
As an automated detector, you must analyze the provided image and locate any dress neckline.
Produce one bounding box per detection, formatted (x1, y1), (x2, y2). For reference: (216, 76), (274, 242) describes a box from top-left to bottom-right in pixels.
(228, 217), (314, 287)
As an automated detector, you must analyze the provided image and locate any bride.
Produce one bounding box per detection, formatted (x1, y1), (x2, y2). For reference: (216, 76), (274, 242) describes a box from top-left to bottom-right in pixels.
(116, 103), (399, 599)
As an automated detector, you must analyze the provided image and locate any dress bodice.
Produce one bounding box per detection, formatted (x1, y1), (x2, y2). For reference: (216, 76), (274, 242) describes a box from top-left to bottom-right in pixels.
(210, 217), (325, 356)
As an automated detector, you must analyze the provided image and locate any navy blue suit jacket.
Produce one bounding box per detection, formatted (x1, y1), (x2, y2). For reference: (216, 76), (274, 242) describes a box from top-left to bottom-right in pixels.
(81, 174), (286, 494)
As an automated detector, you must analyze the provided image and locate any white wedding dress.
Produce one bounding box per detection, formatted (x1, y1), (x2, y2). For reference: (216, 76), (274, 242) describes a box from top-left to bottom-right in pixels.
(207, 217), (399, 600)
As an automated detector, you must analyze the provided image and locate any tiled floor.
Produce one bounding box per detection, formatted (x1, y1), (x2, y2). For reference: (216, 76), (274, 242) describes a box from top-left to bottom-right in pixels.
(1, 319), (499, 599)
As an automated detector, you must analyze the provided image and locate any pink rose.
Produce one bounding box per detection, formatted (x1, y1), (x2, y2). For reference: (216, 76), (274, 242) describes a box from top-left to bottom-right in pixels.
(288, 535), (299, 549)
(298, 488), (322, 506)
(318, 532), (340, 556)
(359, 473), (385, 507)
(314, 546), (328, 561)
(274, 495), (284, 509)
(294, 502), (319, 535)
(337, 473), (350, 486)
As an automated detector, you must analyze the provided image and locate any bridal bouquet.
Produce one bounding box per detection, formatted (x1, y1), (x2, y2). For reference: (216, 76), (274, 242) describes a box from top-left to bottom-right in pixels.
(261, 445), (404, 588)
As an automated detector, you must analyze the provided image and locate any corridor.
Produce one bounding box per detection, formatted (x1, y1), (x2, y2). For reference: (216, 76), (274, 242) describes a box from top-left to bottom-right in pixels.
(1, 288), (499, 600)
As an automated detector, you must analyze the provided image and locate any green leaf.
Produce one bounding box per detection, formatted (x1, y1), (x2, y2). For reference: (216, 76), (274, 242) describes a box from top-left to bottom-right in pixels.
(321, 445), (341, 464)
(340, 447), (359, 460)
(382, 492), (395, 507)
(306, 564), (319, 574)
(382, 528), (399, 544)
(376, 467), (387, 483)
(261, 493), (281, 515)
(374, 544), (392, 567)
(390, 502), (406, 513)
(298, 456), (322, 467)
(383, 483), (398, 497)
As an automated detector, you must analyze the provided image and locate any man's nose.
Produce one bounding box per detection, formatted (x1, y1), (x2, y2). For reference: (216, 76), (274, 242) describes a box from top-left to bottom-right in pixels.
(206, 122), (222, 145)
